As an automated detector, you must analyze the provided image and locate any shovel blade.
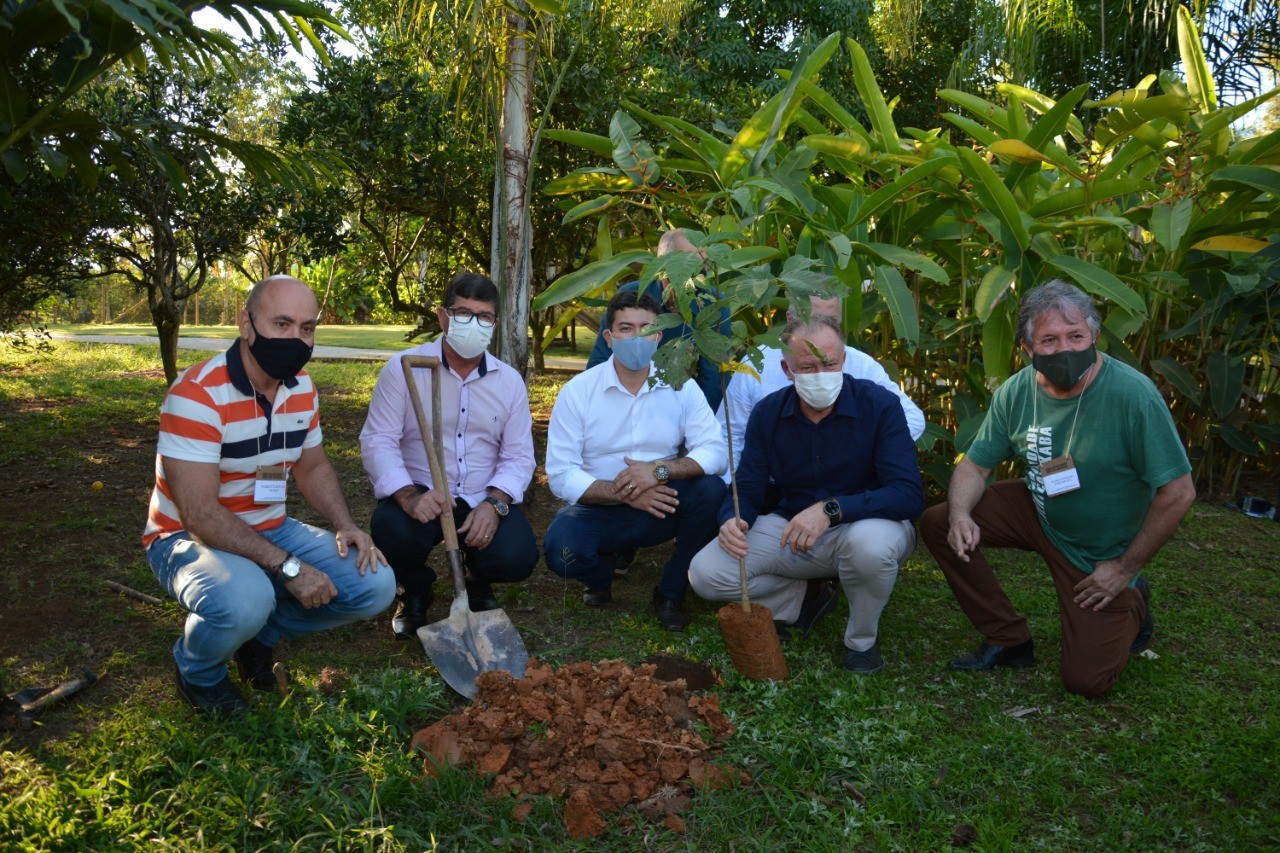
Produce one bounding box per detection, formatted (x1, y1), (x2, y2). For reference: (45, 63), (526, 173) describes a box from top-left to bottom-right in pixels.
(417, 595), (528, 700)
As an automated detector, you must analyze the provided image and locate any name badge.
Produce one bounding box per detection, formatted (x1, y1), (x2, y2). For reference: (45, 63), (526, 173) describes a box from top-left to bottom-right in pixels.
(1040, 455), (1081, 497)
(254, 466), (288, 503)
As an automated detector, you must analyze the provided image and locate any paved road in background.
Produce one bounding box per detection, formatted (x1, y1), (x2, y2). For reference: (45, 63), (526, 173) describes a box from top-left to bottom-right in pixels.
(49, 333), (586, 371)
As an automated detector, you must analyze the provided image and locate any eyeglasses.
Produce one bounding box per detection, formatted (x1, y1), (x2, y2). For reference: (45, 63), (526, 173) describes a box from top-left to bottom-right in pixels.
(445, 307), (497, 328)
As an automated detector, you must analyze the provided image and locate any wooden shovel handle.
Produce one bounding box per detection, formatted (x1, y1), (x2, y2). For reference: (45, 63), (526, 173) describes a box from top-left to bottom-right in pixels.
(400, 356), (466, 594)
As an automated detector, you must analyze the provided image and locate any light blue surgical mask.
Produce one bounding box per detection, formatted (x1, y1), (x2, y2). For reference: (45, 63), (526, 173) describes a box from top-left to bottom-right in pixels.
(611, 335), (659, 370)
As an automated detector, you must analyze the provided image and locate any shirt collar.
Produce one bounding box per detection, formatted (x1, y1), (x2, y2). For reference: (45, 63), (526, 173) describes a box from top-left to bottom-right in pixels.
(226, 340), (299, 397)
(605, 355), (660, 394)
(440, 343), (490, 378)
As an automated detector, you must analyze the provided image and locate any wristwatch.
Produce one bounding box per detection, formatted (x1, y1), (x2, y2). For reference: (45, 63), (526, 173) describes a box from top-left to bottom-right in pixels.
(483, 495), (510, 518)
(822, 499), (842, 524)
(277, 553), (302, 580)
(653, 462), (671, 484)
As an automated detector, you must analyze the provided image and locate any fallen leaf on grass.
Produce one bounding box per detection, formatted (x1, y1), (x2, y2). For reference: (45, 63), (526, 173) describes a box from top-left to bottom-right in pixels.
(1140, 649), (1159, 660)
(1004, 706), (1039, 719)
(840, 780), (867, 803)
(933, 766), (948, 787)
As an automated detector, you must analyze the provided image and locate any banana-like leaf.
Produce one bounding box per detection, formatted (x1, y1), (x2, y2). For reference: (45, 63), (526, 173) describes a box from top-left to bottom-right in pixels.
(982, 299), (1015, 383)
(1232, 126), (1280, 165)
(543, 170), (633, 195)
(1095, 94), (1193, 149)
(938, 89), (1009, 134)
(531, 250), (652, 310)
(873, 266), (919, 352)
(1046, 255), (1147, 317)
(857, 242), (948, 284)
(1206, 351), (1243, 418)
(561, 194), (618, 225)
(1028, 178), (1156, 218)
(847, 38), (898, 153)
(973, 265), (1015, 322)
(990, 139), (1055, 165)
(1215, 423), (1259, 456)
(996, 83), (1087, 141)
(1150, 357), (1203, 406)
(1195, 88), (1280, 141)
(610, 110), (660, 187)
(943, 113), (999, 146)
(850, 156), (956, 225)
(1150, 197), (1194, 254)
(1085, 75), (1158, 108)
(1177, 5), (1218, 113)
(956, 148), (1029, 250)
(526, 0), (567, 14)
(1189, 236), (1271, 253)
(1207, 165), (1280, 197)
(803, 134), (872, 161)
(543, 128), (613, 156)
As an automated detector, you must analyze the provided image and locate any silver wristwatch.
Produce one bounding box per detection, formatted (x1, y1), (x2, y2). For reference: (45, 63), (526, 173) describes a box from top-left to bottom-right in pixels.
(277, 553), (302, 579)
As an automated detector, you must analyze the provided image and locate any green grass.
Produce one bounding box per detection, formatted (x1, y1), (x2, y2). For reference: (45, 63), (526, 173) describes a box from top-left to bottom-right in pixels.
(2, 342), (1278, 850)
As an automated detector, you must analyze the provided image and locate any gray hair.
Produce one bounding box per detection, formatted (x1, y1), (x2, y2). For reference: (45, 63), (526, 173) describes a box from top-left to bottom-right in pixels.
(1018, 279), (1101, 343)
(781, 313), (844, 350)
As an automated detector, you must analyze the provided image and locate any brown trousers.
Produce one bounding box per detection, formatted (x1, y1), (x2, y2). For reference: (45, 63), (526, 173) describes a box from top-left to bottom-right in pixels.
(920, 480), (1146, 698)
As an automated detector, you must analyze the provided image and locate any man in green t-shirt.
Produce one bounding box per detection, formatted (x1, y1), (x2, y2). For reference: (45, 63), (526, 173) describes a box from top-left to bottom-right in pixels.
(921, 280), (1195, 698)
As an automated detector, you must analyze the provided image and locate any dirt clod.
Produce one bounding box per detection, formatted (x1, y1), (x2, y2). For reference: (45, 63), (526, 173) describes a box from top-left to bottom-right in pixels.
(412, 658), (741, 837)
(316, 666), (349, 696)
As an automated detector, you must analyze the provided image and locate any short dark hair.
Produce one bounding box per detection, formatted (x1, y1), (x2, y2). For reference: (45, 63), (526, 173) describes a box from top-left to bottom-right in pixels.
(606, 287), (662, 331)
(444, 271), (499, 310)
(1018, 279), (1101, 344)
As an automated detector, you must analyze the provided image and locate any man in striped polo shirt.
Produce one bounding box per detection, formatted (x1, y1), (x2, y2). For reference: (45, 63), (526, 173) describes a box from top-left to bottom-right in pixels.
(144, 275), (396, 716)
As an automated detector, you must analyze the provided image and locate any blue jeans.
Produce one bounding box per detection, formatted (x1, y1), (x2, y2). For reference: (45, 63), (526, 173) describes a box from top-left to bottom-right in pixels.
(147, 518), (397, 687)
(543, 475), (726, 601)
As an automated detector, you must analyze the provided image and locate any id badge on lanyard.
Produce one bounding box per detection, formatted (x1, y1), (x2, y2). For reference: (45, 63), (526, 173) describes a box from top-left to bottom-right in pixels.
(1040, 454), (1081, 497)
(254, 465), (288, 503)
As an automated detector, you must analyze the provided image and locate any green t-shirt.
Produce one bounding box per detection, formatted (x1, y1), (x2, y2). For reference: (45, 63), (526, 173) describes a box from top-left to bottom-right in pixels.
(965, 354), (1191, 575)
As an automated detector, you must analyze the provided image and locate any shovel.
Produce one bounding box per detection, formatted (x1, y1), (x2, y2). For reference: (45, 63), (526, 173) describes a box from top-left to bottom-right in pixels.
(400, 355), (528, 699)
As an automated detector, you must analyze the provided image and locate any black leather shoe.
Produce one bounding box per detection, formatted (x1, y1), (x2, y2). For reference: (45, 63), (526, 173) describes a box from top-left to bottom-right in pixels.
(792, 579), (839, 638)
(174, 665), (247, 717)
(950, 639), (1036, 671)
(582, 586), (612, 607)
(233, 638), (278, 692)
(392, 592), (432, 639)
(614, 547), (638, 578)
(1131, 576), (1154, 653)
(652, 591), (689, 632)
(467, 581), (501, 613)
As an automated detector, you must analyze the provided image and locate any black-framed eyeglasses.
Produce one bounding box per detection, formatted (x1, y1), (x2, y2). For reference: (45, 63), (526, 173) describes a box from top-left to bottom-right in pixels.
(445, 307), (497, 328)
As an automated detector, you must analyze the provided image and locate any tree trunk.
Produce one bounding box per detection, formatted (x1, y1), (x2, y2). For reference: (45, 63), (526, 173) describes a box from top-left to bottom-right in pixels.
(492, 1), (535, 376)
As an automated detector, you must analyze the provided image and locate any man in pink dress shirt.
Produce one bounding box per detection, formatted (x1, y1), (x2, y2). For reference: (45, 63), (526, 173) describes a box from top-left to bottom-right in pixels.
(360, 272), (538, 639)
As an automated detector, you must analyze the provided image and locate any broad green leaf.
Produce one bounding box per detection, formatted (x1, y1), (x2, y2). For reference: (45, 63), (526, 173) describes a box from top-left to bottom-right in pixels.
(526, 0), (567, 14)
(973, 265), (1015, 322)
(873, 266), (919, 352)
(802, 134), (871, 161)
(1207, 351), (1244, 418)
(847, 38), (898, 153)
(982, 300), (1015, 383)
(990, 139), (1055, 165)
(996, 83), (1087, 141)
(725, 246), (780, 269)
(858, 242), (948, 284)
(938, 89), (1009, 134)
(943, 114), (999, 146)
(1189, 236), (1271, 253)
(531, 250), (652, 310)
(1046, 255), (1147, 317)
(1086, 75), (1157, 108)
(1177, 5), (1217, 113)
(1150, 197), (1193, 253)
(543, 170), (633, 195)
(561, 194), (617, 225)
(1215, 423), (1258, 456)
(956, 148), (1029, 250)
(1150, 357), (1203, 406)
(1207, 165), (1280, 197)
(1095, 94), (1193, 148)
(610, 111), (660, 187)
(543, 129), (613, 156)
(1232, 126), (1280, 165)
(850, 157), (955, 225)
(1, 149), (27, 183)
(1028, 178), (1156, 218)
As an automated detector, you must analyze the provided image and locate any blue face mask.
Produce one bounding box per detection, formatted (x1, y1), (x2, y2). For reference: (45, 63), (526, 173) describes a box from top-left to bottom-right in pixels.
(611, 335), (659, 370)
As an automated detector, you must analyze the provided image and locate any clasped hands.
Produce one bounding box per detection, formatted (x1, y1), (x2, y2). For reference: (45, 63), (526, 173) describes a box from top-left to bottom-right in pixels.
(612, 457), (678, 519)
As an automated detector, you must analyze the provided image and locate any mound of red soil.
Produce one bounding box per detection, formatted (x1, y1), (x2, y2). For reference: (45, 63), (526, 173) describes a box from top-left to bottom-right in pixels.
(410, 659), (747, 838)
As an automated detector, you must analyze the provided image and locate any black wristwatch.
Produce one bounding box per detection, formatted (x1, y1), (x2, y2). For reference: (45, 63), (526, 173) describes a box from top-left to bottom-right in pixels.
(483, 495), (509, 518)
(822, 498), (842, 524)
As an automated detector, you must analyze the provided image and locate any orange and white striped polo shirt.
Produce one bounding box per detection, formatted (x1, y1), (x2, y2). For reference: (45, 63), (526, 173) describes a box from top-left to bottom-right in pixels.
(143, 342), (322, 547)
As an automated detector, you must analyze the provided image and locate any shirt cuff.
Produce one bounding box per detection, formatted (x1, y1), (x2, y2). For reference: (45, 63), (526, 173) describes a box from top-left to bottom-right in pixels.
(559, 470), (596, 505)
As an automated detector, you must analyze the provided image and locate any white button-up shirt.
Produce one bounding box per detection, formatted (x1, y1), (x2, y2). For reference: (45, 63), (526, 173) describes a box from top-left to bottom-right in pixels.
(360, 340), (535, 506)
(716, 344), (926, 482)
(545, 356), (728, 505)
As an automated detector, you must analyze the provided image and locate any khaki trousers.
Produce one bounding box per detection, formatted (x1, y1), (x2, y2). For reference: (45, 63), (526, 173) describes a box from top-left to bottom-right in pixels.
(920, 480), (1147, 698)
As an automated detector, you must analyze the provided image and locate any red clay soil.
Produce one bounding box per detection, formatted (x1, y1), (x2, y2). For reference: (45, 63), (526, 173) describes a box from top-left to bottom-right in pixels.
(409, 659), (749, 839)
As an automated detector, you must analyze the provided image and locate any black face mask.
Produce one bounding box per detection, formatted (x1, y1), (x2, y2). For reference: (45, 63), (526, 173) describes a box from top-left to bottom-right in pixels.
(1031, 344), (1097, 391)
(248, 314), (313, 381)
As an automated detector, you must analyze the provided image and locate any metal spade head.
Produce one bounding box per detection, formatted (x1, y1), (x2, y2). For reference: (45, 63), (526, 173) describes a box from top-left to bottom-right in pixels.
(418, 591), (529, 700)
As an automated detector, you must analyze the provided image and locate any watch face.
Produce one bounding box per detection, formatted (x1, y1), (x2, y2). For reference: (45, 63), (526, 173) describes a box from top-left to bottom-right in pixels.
(486, 497), (509, 517)
(655, 463), (670, 482)
(824, 500), (840, 519)
(282, 557), (301, 578)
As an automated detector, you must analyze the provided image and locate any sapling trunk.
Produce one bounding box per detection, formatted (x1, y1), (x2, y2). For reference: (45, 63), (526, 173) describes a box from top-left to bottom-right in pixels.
(720, 371), (751, 611)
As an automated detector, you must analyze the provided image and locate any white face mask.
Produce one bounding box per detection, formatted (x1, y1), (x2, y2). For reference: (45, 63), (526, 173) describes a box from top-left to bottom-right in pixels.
(445, 315), (494, 359)
(792, 371), (844, 409)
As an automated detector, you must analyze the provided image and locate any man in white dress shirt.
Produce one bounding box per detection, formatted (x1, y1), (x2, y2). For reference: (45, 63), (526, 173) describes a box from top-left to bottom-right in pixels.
(360, 272), (538, 639)
(717, 296), (925, 481)
(544, 289), (728, 632)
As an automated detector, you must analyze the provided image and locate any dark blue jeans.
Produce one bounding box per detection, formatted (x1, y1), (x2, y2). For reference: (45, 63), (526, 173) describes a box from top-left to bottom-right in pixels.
(371, 494), (538, 595)
(543, 475), (726, 601)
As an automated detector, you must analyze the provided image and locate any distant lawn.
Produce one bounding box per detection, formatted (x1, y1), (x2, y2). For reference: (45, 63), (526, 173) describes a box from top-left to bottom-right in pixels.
(49, 323), (591, 361)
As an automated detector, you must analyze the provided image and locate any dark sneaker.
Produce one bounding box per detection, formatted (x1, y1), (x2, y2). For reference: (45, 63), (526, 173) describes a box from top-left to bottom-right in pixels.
(391, 592), (432, 640)
(842, 643), (884, 674)
(467, 581), (500, 613)
(582, 586), (612, 607)
(614, 547), (638, 578)
(792, 579), (839, 638)
(652, 591), (689, 632)
(233, 638), (278, 692)
(174, 665), (247, 717)
(950, 639), (1036, 671)
(1131, 576), (1154, 653)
